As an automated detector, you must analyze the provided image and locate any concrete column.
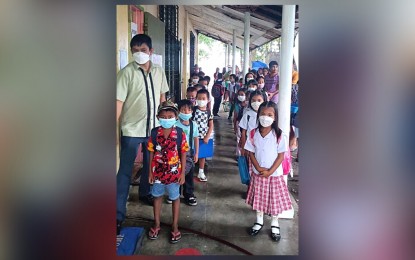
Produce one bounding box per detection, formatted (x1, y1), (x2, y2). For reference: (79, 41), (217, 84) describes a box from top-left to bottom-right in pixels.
(232, 29), (236, 74)
(224, 44), (228, 67)
(227, 43), (231, 68)
(182, 10), (188, 99)
(278, 5), (295, 134)
(243, 12), (250, 80)
(293, 33), (299, 71)
(278, 5), (296, 220)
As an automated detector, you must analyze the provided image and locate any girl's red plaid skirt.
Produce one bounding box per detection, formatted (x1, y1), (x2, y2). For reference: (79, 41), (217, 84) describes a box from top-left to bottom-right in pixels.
(246, 162), (293, 216)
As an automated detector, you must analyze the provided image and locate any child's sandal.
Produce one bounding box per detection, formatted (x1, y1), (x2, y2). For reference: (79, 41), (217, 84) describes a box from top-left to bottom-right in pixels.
(170, 231), (181, 243)
(148, 227), (160, 240)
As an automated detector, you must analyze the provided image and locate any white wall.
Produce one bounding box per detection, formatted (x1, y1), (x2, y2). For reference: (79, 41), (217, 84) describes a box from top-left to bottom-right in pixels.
(141, 5), (158, 17)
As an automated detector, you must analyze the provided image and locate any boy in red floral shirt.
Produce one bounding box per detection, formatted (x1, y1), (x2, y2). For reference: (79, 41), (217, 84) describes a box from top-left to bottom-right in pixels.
(147, 101), (189, 243)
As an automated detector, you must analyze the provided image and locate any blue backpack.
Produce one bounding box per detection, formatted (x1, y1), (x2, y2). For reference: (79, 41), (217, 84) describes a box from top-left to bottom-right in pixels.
(238, 156), (250, 185)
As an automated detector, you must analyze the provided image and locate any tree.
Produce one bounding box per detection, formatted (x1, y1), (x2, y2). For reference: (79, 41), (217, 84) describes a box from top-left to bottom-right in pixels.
(198, 33), (215, 46)
(198, 33), (216, 61)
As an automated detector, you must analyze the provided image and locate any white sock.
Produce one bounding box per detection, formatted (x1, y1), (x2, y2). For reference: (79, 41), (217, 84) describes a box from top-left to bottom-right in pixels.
(253, 211), (264, 230)
(271, 216), (280, 234)
(198, 168), (204, 174)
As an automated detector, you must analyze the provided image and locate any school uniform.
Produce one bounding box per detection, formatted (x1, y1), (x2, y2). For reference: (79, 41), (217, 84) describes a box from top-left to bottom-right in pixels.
(238, 108), (258, 135)
(234, 103), (246, 156)
(175, 120), (199, 198)
(244, 129), (292, 216)
(238, 108), (258, 181)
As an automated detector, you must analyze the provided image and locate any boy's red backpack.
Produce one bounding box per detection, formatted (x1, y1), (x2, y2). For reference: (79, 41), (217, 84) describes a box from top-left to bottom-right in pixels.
(211, 82), (223, 98)
(249, 128), (291, 175)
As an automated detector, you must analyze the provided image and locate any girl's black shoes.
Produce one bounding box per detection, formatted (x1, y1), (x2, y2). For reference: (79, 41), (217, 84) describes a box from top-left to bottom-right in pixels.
(271, 226), (281, 241)
(248, 223), (263, 236)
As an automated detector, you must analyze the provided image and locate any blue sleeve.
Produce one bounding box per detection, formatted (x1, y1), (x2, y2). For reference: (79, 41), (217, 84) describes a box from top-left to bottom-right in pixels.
(193, 122), (199, 138)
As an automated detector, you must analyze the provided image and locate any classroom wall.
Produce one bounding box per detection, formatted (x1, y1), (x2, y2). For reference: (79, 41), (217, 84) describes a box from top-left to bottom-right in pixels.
(116, 5), (198, 98)
(179, 7), (198, 98)
(116, 5), (129, 73)
(141, 5), (158, 17)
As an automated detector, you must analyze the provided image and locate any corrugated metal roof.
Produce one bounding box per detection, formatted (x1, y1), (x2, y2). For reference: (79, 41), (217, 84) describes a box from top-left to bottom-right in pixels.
(184, 5), (299, 50)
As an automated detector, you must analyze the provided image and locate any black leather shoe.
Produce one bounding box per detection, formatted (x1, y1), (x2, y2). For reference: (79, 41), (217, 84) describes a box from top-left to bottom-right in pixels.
(271, 226), (281, 241)
(117, 220), (123, 235)
(248, 223), (263, 236)
(139, 194), (154, 206)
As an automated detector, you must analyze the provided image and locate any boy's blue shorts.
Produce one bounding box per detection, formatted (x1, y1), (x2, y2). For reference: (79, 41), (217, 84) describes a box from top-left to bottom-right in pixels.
(151, 182), (180, 201)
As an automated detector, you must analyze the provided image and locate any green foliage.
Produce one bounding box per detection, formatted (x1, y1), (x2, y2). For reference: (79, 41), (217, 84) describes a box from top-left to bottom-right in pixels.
(252, 37), (280, 63)
(198, 33), (215, 47)
(199, 48), (209, 60)
(198, 33), (217, 61)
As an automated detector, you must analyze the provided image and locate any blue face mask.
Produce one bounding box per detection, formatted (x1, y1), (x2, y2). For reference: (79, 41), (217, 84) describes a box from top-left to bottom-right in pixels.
(159, 118), (177, 129)
(179, 112), (192, 121)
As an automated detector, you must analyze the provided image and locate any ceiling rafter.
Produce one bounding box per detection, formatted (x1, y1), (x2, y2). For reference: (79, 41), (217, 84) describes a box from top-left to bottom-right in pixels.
(219, 6), (278, 28)
(184, 5), (298, 50)
(185, 6), (263, 36)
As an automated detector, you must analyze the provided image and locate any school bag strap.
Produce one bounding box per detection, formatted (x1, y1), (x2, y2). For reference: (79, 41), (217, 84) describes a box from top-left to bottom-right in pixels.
(236, 105), (245, 122)
(150, 126), (183, 155)
(249, 128), (257, 147)
(192, 106), (197, 119)
(276, 131), (291, 175)
(176, 127), (183, 155)
(189, 120), (194, 155)
(150, 126), (160, 149)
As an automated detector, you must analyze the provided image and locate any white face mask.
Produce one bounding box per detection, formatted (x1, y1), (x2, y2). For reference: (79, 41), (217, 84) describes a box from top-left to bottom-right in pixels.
(248, 87), (256, 92)
(247, 77), (254, 82)
(258, 83), (265, 89)
(196, 100), (208, 108)
(259, 116), (274, 127)
(237, 95), (246, 102)
(133, 51), (150, 65)
(251, 101), (263, 111)
(192, 78), (199, 84)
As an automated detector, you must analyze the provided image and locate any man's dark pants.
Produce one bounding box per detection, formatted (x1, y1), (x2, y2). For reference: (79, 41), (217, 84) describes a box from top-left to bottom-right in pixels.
(213, 96), (222, 115)
(116, 136), (151, 222)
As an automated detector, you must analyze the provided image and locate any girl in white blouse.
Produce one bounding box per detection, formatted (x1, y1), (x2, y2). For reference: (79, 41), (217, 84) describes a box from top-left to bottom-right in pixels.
(244, 101), (293, 241)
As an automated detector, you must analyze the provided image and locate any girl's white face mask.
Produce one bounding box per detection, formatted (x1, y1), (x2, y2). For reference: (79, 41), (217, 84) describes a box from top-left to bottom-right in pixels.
(251, 101), (263, 111)
(133, 52), (150, 65)
(237, 95), (246, 102)
(259, 116), (274, 127)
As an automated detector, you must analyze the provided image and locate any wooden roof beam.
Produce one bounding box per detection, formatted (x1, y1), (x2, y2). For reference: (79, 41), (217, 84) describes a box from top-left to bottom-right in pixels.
(185, 6), (263, 36)
(219, 6), (278, 29)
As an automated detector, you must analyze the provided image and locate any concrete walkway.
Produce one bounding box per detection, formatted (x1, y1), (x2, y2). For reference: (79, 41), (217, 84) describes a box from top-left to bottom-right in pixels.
(123, 108), (299, 255)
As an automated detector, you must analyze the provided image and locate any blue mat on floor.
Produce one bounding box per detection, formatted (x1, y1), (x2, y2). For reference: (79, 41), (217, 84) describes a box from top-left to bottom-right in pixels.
(116, 227), (145, 255)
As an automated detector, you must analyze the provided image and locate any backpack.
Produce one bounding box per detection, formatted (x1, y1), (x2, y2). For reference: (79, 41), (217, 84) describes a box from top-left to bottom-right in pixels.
(249, 128), (291, 175)
(238, 155), (250, 185)
(211, 83), (223, 98)
(236, 105), (247, 122)
(150, 126), (184, 155)
(176, 121), (195, 175)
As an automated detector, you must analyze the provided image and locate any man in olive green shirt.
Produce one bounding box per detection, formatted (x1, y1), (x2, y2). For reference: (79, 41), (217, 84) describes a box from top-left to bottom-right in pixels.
(116, 34), (169, 235)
